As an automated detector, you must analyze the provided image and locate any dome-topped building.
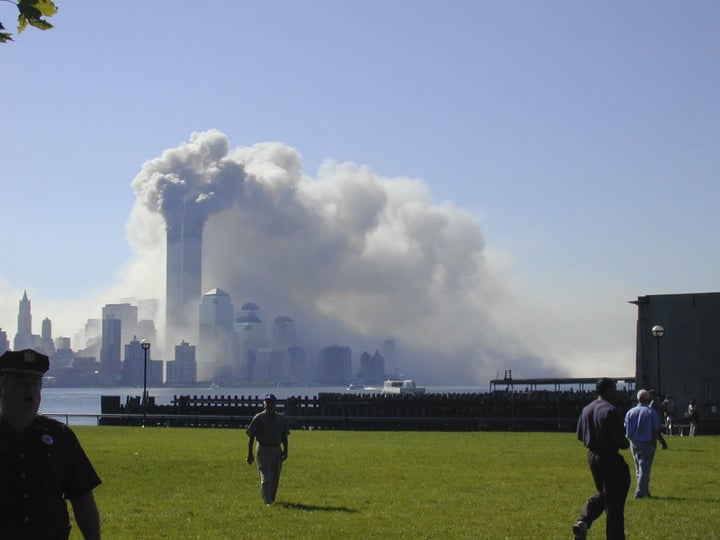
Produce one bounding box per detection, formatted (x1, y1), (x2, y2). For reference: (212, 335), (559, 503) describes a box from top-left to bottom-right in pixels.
(234, 302), (267, 343)
(234, 302), (268, 381)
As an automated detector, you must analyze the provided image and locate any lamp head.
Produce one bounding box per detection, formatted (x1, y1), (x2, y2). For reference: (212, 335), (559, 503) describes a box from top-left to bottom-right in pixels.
(651, 325), (665, 338)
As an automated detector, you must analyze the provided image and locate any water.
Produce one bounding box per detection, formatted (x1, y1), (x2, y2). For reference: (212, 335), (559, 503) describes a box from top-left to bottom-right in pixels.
(39, 385), (490, 425)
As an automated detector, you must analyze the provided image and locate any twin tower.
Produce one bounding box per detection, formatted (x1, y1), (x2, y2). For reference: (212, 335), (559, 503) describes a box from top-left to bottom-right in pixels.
(166, 215), (303, 383)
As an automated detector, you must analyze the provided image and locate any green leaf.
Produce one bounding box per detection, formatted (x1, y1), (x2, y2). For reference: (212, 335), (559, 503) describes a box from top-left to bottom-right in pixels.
(17, 0), (57, 33)
(32, 0), (58, 17)
(0, 32), (13, 44)
(18, 0), (58, 17)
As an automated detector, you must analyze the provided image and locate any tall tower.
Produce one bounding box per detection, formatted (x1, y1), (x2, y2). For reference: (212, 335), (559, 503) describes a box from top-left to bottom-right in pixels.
(41, 317), (56, 355)
(14, 290), (33, 350)
(166, 211), (203, 352)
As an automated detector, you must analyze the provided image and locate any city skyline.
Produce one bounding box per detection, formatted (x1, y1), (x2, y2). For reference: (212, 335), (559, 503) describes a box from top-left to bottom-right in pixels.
(2, 288), (392, 386)
(2, 2), (719, 383)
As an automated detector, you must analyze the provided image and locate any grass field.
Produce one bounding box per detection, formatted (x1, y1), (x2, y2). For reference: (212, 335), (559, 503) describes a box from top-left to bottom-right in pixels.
(70, 427), (719, 539)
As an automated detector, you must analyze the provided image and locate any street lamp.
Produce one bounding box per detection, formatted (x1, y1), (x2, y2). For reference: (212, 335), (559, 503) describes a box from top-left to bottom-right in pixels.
(141, 339), (151, 426)
(651, 325), (664, 393)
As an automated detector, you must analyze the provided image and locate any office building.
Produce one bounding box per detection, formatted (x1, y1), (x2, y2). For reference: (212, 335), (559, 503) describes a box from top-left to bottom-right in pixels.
(318, 345), (352, 385)
(198, 288), (234, 380)
(167, 341), (197, 385)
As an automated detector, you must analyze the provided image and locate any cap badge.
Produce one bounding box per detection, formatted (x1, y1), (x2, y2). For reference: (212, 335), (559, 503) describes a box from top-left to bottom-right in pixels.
(23, 350), (36, 364)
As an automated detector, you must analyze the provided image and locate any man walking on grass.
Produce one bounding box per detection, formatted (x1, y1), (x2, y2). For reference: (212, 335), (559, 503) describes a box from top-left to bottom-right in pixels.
(246, 393), (289, 505)
(573, 378), (631, 540)
(624, 389), (661, 499)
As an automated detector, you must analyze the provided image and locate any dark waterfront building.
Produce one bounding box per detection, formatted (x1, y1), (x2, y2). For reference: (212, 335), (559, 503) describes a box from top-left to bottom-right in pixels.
(631, 292), (720, 430)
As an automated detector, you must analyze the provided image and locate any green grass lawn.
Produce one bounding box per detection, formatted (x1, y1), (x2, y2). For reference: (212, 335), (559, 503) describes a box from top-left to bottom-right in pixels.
(71, 427), (720, 539)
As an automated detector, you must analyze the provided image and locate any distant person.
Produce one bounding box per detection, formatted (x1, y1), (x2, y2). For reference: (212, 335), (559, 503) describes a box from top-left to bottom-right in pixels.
(573, 378), (631, 540)
(624, 390), (661, 499)
(647, 390), (668, 449)
(246, 393), (289, 505)
(661, 394), (676, 435)
(686, 399), (699, 436)
(0, 349), (101, 539)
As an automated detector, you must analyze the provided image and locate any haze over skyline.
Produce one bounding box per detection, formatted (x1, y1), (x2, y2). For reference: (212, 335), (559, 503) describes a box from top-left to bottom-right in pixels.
(2, 2), (719, 383)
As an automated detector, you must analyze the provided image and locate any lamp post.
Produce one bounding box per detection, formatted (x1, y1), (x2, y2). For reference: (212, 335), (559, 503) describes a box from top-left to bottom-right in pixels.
(651, 325), (664, 393)
(141, 340), (150, 426)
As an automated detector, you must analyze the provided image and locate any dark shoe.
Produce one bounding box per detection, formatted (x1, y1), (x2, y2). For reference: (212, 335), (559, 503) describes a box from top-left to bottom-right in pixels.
(573, 520), (588, 540)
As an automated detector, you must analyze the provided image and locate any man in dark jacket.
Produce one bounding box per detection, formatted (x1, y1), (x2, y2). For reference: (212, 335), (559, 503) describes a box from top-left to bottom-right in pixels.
(572, 378), (631, 540)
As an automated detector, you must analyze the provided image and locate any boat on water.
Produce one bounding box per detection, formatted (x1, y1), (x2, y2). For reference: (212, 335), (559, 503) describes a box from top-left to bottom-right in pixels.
(346, 382), (366, 391)
(381, 379), (426, 395)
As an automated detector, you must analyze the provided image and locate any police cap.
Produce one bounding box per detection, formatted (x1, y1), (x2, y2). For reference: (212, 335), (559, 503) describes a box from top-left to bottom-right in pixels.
(0, 349), (49, 377)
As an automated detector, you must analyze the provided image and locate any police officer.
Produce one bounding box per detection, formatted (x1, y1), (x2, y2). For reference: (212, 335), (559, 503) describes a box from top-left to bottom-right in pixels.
(0, 349), (101, 539)
(246, 393), (289, 505)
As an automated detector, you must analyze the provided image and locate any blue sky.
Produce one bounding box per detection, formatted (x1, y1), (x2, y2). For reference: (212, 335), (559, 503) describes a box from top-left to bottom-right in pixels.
(1, 2), (718, 382)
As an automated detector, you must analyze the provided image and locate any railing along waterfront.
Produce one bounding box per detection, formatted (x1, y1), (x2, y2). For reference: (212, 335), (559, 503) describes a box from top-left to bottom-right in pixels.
(94, 390), (621, 431)
(50, 389), (720, 433)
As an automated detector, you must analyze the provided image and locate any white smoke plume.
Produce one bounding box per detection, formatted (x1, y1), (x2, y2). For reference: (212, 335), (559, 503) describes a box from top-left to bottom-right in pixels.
(125, 130), (559, 384)
(131, 130), (245, 235)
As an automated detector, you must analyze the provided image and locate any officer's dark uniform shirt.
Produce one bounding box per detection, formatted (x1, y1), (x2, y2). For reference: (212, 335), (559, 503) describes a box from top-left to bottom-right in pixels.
(0, 415), (101, 539)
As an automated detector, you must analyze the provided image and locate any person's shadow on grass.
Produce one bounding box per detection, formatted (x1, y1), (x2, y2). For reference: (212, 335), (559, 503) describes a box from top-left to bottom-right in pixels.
(281, 502), (356, 513)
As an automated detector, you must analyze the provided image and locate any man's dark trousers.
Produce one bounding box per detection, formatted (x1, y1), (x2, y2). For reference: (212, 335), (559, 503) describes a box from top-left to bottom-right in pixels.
(579, 451), (631, 540)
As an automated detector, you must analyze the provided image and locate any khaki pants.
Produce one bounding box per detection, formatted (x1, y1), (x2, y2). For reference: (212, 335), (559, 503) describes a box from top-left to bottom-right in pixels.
(256, 444), (283, 504)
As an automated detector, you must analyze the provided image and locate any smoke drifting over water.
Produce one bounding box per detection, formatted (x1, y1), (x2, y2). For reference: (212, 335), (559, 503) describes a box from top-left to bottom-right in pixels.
(125, 130), (558, 384)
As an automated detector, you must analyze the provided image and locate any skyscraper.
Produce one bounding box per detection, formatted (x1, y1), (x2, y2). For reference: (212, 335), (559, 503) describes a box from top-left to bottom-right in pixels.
(271, 316), (298, 349)
(167, 341), (197, 385)
(123, 336), (146, 387)
(235, 302), (267, 381)
(0, 329), (8, 355)
(165, 212), (203, 352)
(318, 345), (352, 385)
(137, 319), (157, 348)
(198, 288), (234, 381)
(14, 290), (34, 350)
(102, 303), (138, 352)
(100, 316), (121, 385)
(40, 317), (56, 356)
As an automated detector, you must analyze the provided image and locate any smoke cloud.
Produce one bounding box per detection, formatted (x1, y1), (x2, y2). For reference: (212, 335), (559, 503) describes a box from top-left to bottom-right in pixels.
(124, 130), (559, 384)
(131, 130), (246, 239)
